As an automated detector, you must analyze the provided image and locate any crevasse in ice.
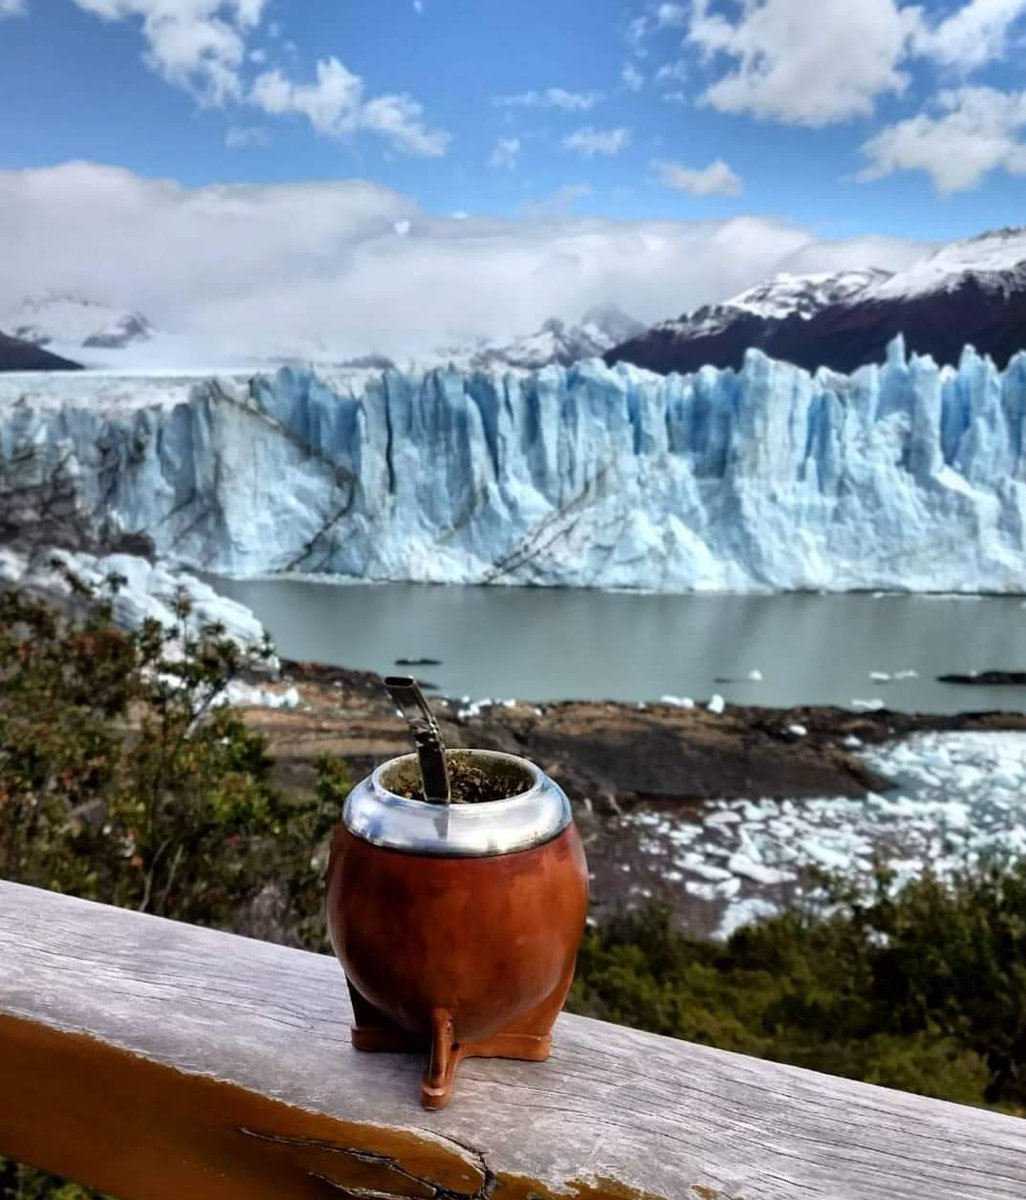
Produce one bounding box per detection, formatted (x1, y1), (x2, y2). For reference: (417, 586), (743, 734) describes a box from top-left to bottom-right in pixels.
(3, 335), (1026, 591)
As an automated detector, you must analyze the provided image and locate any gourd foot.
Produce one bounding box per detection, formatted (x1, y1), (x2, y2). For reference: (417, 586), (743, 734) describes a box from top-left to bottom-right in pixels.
(344, 962), (574, 1110)
(347, 981), (421, 1053)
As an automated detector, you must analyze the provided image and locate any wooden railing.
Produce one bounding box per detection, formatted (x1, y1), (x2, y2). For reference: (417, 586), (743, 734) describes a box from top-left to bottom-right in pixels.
(2, 879), (1026, 1200)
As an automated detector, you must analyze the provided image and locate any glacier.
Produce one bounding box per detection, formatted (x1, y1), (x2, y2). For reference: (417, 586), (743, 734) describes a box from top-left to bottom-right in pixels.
(2, 335), (1026, 592)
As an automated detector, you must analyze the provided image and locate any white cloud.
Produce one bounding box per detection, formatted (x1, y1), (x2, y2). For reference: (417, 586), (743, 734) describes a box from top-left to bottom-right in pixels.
(683, 0), (1026, 127)
(0, 161), (929, 360)
(622, 62), (645, 91)
(413, 0), (423, 10)
(232, 0), (262, 23)
(775, 235), (928, 276)
(662, 90), (689, 104)
(688, 0), (919, 126)
(652, 157), (743, 196)
(563, 127), (632, 157)
(250, 57), (449, 155)
(626, 14), (651, 49)
(656, 3), (688, 26)
(70, 0), (268, 104)
(489, 137), (521, 170)
(69, 1), (447, 154)
(857, 86), (1026, 192)
(224, 124), (269, 148)
(626, 2), (686, 51)
(519, 183), (593, 219)
(654, 59), (688, 87)
(359, 92), (449, 156)
(912, 0), (1026, 69)
(0, 0), (26, 17)
(494, 88), (603, 111)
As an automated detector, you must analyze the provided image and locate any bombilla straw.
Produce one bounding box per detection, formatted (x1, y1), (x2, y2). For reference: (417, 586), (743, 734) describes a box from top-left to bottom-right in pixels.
(384, 675), (452, 805)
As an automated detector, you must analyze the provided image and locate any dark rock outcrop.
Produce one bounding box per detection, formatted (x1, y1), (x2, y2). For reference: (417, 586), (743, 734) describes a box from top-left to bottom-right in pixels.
(607, 227), (1026, 376)
(608, 278), (1026, 376)
(0, 331), (81, 372)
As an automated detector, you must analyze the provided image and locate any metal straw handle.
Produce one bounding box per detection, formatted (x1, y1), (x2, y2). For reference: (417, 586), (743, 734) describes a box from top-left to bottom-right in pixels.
(384, 675), (451, 804)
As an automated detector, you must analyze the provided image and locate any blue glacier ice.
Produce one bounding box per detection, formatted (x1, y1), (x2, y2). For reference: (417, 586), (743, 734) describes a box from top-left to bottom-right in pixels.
(2, 335), (1026, 592)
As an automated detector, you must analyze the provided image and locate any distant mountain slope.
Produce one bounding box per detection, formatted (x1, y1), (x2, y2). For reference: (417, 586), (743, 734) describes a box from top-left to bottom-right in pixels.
(607, 227), (1026, 375)
(1, 294), (647, 374)
(0, 331), (81, 372)
(4, 295), (153, 352)
(437, 306), (646, 372)
(0, 295), (202, 370)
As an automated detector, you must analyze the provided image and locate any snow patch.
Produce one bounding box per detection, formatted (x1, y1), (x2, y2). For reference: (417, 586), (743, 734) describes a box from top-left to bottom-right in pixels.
(217, 681), (300, 709)
(3, 548), (271, 657)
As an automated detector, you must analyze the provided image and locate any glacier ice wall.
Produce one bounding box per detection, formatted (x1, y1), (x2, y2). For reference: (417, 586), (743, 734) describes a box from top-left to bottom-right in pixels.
(3, 335), (1026, 592)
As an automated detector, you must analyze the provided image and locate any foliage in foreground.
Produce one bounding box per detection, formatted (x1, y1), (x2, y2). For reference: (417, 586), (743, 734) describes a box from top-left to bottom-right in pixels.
(0, 575), (337, 938)
(570, 861), (1026, 1111)
(3, 579), (1026, 1197)
(0, 1162), (97, 1200)
(0, 576), (343, 1200)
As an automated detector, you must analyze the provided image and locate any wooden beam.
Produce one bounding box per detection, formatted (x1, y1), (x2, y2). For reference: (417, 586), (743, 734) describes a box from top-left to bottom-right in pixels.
(2, 881), (1026, 1199)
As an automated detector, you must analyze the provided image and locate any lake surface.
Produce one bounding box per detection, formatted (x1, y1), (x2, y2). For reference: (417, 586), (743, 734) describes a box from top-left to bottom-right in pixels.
(204, 577), (1026, 714)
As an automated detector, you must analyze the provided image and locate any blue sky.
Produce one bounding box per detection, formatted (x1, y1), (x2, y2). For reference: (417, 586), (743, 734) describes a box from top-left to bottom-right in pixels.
(3, 0), (1026, 240)
(2, 1), (1026, 358)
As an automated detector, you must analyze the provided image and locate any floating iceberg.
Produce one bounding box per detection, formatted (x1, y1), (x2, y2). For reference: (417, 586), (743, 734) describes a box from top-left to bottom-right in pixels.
(3, 336), (1026, 591)
(630, 729), (1026, 938)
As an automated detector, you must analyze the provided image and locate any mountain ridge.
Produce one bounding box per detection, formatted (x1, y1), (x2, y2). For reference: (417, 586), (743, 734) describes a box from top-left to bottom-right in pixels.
(607, 226), (1026, 376)
(0, 330), (82, 372)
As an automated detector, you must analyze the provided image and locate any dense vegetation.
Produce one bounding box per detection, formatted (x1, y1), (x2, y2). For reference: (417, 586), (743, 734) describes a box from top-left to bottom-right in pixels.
(1, 577), (1024, 1197)
(571, 870), (1026, 1112)
(0, 573), (337, 942)
(0, 574), (339, 1200)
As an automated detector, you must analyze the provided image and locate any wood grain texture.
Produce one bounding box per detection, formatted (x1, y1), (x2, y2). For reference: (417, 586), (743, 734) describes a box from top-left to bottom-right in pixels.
(2, 880), (1026, 1199)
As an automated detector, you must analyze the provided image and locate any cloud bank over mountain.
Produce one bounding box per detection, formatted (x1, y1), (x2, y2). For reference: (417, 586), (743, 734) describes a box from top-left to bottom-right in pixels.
(0, 160), (928, 362)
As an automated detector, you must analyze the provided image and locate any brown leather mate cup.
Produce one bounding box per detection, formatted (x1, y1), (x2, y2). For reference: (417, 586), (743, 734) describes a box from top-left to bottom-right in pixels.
(326, 748), (589, 1111)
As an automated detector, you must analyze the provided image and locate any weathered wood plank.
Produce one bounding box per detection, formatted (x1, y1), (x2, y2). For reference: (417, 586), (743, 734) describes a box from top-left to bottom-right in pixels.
(1, 880), (1025, 1200)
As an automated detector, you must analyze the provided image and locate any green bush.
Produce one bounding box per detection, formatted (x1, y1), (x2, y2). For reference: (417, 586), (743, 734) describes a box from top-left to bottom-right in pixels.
(4, 577), (1026, 1199)
(0, 573), (338, 934)
(568, 862), (1026, 1111)
(0, 576), (344, 1199)
(0, 1160), (100, 1200)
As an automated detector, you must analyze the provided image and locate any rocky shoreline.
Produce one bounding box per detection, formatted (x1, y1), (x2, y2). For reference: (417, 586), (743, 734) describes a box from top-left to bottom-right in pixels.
(245, 660), (1026, 937)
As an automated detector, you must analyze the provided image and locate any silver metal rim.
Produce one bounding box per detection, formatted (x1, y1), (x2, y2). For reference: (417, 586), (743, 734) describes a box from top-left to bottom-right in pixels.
(342, 749), (572, 857)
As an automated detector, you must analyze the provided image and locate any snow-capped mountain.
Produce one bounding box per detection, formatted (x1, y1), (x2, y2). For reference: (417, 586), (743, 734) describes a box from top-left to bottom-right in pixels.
(0, 295), (233, 372)
(686, 268), (893, 332)
(871, 226), (1026, 300)
(1, 292), (647, 375)
(435, 306), (646, 372)
(4, 337), (1026, 593)
(608, 226), (1026, 376)
(5, 296), (153, 352)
